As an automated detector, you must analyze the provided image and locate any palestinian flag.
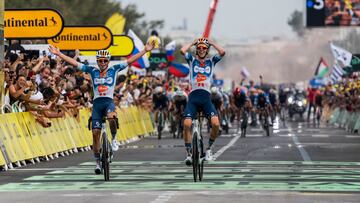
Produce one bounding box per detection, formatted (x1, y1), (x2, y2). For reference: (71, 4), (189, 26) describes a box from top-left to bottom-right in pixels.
(314, 57), (329, 78)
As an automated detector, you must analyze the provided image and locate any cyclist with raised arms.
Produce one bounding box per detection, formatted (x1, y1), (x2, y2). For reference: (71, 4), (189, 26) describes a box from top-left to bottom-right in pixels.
(49, 42), (154, 174)
(180, 38), (225, 165)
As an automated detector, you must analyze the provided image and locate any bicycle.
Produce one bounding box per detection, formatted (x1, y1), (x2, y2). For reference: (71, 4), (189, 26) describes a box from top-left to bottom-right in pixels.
(169, 111), (177, 139)
(88, 116), (113, 181)
(191, 112), (205, 182)
(157, 109), (166, 140)
(176, 116), (184, 139)
(280, 103), (287, 125)
(259, 107), (271, 137)
(240, 108), (249, 138)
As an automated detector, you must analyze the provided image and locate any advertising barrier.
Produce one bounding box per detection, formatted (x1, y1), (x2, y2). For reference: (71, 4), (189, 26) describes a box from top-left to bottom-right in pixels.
(0, 107), (155, 169)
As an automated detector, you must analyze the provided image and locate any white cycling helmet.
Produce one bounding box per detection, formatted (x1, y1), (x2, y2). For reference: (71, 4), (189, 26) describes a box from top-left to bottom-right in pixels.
(96, 50), (111, 60)
(211, 86), (218, 94)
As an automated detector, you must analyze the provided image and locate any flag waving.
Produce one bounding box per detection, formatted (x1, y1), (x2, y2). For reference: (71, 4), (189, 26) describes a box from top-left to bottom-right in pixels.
(314, 57), (329, 78)
(241, 67), (250, 79)
(329, 62), (345, 84)
(127, 29), (150, 69)
(165, 40), (176, 62)
(330, 43), (352, 67)
(105, 13), (126, 35)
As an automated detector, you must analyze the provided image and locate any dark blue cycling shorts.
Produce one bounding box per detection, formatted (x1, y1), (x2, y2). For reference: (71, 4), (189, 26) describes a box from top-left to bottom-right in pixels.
(92, 97), (116, 129)
(184, 89), (218, 119)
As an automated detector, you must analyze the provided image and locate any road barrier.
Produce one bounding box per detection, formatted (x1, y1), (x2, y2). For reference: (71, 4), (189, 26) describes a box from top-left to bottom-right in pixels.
(0, 107), (155, 170)
(329, 108), (360, 134)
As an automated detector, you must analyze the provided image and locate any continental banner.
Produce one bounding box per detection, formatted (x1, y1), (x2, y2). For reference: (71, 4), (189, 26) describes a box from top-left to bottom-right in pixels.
(47, 26), (112, 51)
(0, 107), (154, 167)
(5, 9), (64, 39)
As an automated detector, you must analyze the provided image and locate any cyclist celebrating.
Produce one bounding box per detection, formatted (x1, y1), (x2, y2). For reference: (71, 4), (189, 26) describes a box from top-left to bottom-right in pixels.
(49, 42), (154, 174)
(180, 38), (225, 165)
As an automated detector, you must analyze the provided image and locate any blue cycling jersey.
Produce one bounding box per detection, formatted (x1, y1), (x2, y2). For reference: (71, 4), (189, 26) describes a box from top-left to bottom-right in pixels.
(254, 93), (270, 107)
(77, 61), (128, 101)
(185, 52), (222, 93)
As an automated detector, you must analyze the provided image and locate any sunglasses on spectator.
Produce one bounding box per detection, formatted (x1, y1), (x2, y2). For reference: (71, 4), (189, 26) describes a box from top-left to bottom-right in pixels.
(97, 59), (109, 63)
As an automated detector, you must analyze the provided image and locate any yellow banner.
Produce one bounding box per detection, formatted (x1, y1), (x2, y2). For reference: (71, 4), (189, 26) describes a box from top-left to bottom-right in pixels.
(5, 9), (64, 39)
(48, 26), (112, 51)
(80, 35), (134, 57)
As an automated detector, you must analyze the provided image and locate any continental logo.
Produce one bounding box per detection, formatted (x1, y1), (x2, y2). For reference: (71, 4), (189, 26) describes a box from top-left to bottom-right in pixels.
(48, 26), (113, 51)
(5, 9), (64, 39)
(52, 33), (109, 43)
(5, 17), (58, 27)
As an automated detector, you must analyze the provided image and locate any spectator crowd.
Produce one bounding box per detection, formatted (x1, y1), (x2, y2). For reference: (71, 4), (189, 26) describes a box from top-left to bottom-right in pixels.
(307, 73), (360, 133)
(1, 40), (189, 128)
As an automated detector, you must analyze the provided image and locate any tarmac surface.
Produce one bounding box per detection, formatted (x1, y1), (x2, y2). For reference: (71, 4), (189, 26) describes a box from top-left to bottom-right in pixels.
(1, 118), (360, 202)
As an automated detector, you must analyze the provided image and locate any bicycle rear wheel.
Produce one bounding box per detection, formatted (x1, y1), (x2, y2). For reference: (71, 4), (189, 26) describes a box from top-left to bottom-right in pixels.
(241, 112), (248, 137)
(157, 112), (163, 140)
(102, 133), (110, 181)
(264, 117), (270, 137)
(192, 133), (199, 182)
(177, 121), (183, 139)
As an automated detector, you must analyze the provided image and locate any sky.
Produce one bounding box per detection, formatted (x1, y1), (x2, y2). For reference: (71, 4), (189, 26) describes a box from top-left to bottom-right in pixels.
(119, 0), (304, 40)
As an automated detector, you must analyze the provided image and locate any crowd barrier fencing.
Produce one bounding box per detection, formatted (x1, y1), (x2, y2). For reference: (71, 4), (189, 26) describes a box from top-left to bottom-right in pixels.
(329, 108), (360, 134)
(0, 106), (155, 170)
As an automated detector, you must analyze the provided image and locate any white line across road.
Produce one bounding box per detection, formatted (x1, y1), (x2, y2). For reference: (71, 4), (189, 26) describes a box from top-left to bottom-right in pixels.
(212, 135), (240, 160)
(345, 135), (360, 138)
(11, 168), (72, 171)
(311, 134), (329, 138)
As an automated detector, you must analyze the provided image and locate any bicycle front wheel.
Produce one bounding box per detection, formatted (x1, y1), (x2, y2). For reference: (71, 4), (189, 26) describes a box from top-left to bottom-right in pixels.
(198, 136), (204, 181)
(192, 133), (199, 182)
(102, 133), (110, 181)
(264, 118), (270, 137)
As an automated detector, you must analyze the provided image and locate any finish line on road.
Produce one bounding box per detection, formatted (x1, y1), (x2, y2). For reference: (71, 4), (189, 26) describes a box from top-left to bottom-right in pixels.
(1, 161), (360, 192)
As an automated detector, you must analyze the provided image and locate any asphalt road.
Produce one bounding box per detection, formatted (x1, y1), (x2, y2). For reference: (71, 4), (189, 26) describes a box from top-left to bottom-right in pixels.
(1, 117), (360, 203)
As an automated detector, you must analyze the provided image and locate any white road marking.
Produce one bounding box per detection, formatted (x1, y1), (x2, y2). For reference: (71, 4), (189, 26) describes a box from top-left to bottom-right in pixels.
(150, 191), (176, 203)
(11, 168), (74, 171)
(213, 135), (240, 160)
(345, 135), (360, 138)
(291, 133), (312, 161)
(311, 134), (329, 138)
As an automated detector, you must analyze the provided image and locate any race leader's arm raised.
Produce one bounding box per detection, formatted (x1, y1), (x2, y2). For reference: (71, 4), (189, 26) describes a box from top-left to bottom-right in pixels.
(208, 39), (225, 57)
(49, 41), (155, 71)
(180, 39), (198, 55)
(49, 45), (78, 67)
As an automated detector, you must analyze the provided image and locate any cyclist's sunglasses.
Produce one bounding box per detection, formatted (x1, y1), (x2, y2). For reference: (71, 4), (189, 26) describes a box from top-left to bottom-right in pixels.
(197, 46), (208, 51)
(97, 59), (109, 63)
